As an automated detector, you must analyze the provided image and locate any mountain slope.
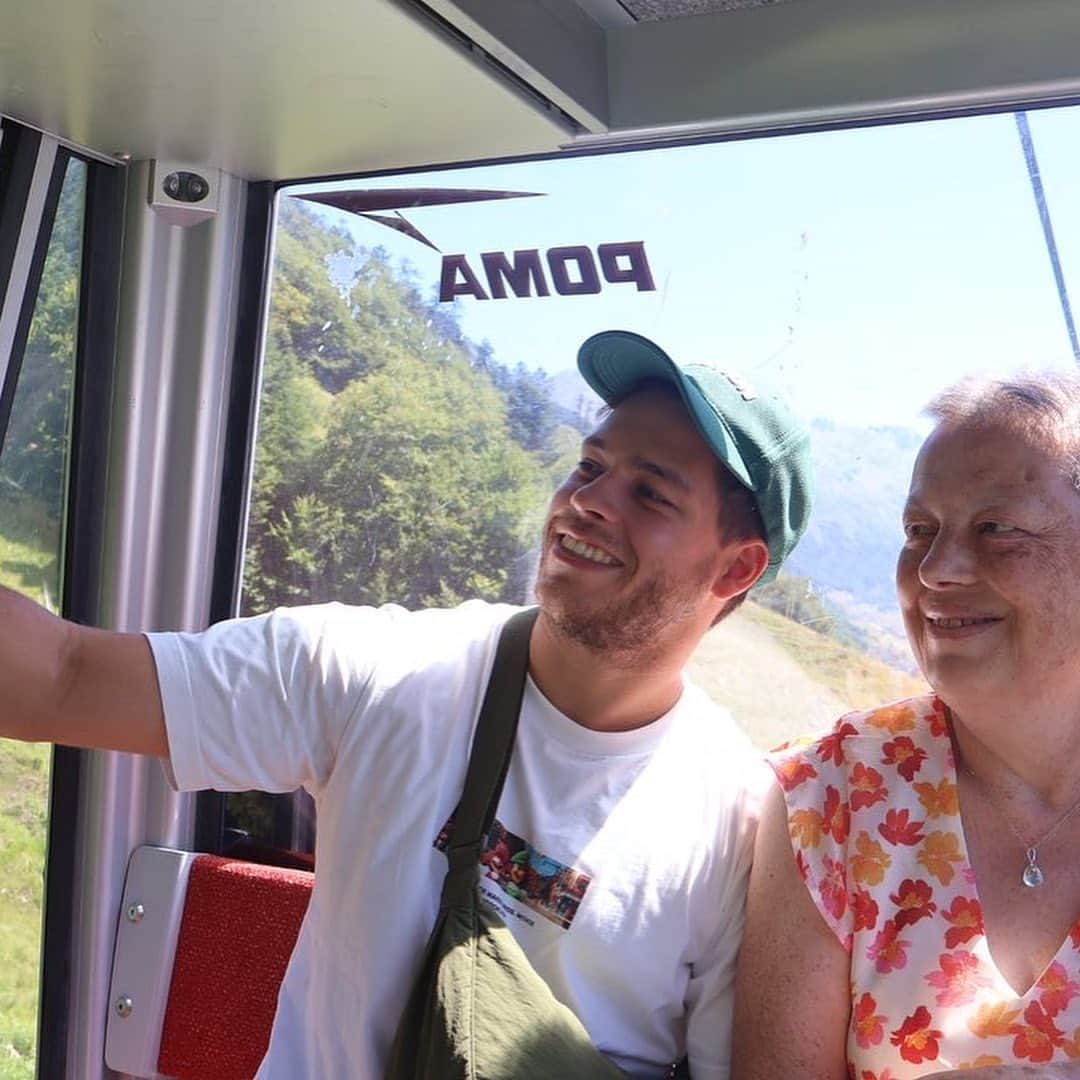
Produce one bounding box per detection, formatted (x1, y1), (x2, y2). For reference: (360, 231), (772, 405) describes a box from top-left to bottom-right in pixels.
(690, 601), (926, 751)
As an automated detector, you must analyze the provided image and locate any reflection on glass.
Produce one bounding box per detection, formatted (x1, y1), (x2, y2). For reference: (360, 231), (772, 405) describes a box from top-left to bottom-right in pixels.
(0, 157), (85, 1080)
(234, 107), (1080, 854)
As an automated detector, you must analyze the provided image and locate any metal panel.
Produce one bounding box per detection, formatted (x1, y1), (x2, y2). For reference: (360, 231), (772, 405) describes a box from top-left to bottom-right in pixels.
(621, 0), (794, 17)
(193, 179), (275, 856)
(208, 181), (275, 626)
(0, 0), (572, 180)
(414, 0), (610, 131)
(58, 160), (252, 1079)
(104, 847), (197, 1076)
(602, 0), (1080, 139)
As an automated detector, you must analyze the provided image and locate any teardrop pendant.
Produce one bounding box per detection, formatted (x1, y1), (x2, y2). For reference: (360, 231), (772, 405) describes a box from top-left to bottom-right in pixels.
(1022, 847), (1045, 888)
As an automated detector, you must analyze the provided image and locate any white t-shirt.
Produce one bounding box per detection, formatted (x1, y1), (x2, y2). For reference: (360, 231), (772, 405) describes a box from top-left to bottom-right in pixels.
(147, 600), (767, 1079)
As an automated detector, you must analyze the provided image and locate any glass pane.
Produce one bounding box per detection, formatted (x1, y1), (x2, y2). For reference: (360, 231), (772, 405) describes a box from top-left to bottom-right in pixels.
(235, 105), (1080, 851)
(0, 156), (85, 1080)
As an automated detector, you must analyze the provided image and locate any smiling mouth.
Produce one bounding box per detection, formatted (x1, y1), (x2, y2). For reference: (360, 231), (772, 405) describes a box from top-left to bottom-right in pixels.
(925, 616), (1001, 629)
(558, 533), (622, 566)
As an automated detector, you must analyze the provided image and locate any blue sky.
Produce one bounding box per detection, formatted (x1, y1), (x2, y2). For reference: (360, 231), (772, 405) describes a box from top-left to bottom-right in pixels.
(287, 103), (1080, 431)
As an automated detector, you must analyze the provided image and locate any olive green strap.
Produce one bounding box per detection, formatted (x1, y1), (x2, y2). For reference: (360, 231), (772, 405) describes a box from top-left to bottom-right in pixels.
(441, 608), (539, 905)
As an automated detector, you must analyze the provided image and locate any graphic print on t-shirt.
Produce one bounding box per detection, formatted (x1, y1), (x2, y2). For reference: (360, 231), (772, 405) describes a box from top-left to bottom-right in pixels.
(435, 815), (591, 930)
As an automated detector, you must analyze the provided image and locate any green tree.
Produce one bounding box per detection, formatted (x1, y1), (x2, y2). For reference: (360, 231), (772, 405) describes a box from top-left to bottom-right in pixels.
(267, 200), (367, 392)
(244, 196), (562, 615)
(242, 344), (333, 611)
(248, 349), (544, 610)
(0, 163), (85, 519)
(485, 361), (559, 457)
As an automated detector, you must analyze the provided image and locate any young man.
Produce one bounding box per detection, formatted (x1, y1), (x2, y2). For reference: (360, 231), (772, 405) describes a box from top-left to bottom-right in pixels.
(3, 330), (812, 1078)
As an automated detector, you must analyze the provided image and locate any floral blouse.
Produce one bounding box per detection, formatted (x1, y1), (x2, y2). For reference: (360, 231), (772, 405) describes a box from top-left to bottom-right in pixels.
(770, 695), (1080, 1078)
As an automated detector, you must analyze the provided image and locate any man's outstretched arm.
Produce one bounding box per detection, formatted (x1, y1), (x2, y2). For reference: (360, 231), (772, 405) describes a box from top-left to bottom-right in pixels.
(1, 585), (167, 757)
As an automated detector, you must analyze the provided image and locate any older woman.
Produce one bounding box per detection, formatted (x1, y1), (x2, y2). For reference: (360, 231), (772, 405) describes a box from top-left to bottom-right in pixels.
(732, 371), (1080, 1079)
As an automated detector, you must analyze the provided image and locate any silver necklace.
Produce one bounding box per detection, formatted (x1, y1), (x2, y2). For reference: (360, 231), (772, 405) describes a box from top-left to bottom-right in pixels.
(960, 762), (1080, 888)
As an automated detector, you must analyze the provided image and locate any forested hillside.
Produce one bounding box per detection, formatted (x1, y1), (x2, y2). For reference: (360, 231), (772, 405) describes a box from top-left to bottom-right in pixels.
(242, 199), (577, 614)
(786, 417), (924, 670)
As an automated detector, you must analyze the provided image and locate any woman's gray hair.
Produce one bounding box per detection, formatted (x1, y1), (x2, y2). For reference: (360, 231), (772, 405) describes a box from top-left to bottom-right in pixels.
(926, 370), (1080, 490)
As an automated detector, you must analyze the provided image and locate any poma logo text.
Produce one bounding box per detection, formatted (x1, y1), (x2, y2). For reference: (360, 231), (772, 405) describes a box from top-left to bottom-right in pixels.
(294, 188), (657, 303)
(439, 242), (656, 303)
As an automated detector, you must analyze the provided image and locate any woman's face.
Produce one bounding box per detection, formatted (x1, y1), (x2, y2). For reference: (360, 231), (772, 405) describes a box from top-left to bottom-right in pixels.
(897, 420), (1080, 711)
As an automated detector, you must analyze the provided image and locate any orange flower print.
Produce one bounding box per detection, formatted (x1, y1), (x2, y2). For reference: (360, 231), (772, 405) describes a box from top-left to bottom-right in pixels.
(822, 785), (850, 844)
(924, 950), (992, 1007)
(852, 831), (892, 886)
(817, 721), (859, 766)
(943, 895), (984, 949)
(882, 736), (928, 781)
(878, 808), (925, 847)
(968, 1000), (1021, 1038)
(850, 763), (888, 812)
(913, 778), (959, 818)
(851, 887), (879, 932)
(890, 1005), (942, 1064)
(1063, 1026), (1080, 1058)
(790, 808), (824, 848)
(889, 878), (936, 929)
(819, 854), (847, 921)
(917, 831), (964, 886)
(1010, 1000), (1064, 1063)
(866, 702), (916, 733)
(779, 699), (1080, 1074)
(774, 757), (818, 792)
(927, 697), (949, 738)
(867, 918), (910, 973)
(852, 992), (886, 1049)
(1038, 961), (1080, 1017)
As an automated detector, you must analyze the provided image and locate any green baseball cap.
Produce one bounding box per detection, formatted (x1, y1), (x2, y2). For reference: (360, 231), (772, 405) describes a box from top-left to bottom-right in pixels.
(577, 330), (813, 584)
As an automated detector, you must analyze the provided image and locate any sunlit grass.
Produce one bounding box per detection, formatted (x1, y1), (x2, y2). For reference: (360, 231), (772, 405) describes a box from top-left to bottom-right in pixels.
(0, 738), (48, 1080)
(690, 600), (927, 753)
(0, 493), (58, 1080)
(742, 602), (926, 712)
(0, 491), (59, 608)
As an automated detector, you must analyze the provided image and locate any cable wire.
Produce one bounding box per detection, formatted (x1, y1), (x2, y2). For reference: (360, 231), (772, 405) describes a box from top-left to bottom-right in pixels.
(1015, 111), (1080, 367)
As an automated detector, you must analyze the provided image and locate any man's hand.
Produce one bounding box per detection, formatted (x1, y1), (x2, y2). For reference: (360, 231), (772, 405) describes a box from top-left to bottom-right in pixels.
(0, 586), (167, 756)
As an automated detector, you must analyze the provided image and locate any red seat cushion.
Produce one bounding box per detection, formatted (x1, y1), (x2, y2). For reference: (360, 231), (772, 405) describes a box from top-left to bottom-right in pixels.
(157, 855), (313, 1080)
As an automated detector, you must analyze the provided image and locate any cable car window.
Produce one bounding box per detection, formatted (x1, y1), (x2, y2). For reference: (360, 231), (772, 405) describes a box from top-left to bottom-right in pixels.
(233, 105), (1080, 860)
(0, 154), (85, 1080)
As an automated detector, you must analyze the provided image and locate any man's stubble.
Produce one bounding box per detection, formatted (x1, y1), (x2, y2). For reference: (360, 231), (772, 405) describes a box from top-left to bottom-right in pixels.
(534, 549), (719, 665)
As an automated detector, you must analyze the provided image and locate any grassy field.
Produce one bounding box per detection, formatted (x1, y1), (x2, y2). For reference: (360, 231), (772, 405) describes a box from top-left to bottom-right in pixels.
(0, 740), (48, 1080)
(0, 497), (59, 1080)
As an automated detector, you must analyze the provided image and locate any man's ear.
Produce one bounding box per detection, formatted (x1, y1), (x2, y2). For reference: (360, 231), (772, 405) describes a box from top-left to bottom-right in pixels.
(711, 539), (770, 602)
